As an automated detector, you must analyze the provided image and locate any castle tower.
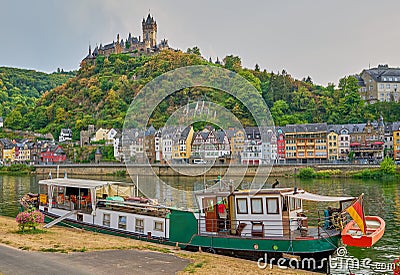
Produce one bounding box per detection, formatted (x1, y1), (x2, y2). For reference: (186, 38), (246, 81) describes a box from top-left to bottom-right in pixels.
(142, 13), (157, 49)
(115, 34), (123, 54)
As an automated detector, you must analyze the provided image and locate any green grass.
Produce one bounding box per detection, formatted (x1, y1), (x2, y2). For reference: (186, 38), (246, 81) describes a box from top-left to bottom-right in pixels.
(40, 248), (68, 253)
(71, 247), (87, 252)
(142, 244), (171, 254)
(15, 228), (47, 235)
(184, 261), (207, 273)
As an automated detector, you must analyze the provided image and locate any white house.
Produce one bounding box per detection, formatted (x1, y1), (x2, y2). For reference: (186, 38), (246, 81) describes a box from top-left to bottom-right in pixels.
(107, 128), (118, 144)
(241, 140), (262, 165)
(0, 117), (3, 128)
(59, 128), (72, 143)
(261, 128), (278, 164)
(161, 127), (174, 163)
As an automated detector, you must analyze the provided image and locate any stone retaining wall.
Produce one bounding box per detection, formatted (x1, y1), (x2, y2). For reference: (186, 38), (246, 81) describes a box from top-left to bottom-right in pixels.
(34, 164), (379, 177)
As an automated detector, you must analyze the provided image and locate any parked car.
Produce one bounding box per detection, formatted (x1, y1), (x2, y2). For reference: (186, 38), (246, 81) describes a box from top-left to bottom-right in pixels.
(193, 159), (207, 164)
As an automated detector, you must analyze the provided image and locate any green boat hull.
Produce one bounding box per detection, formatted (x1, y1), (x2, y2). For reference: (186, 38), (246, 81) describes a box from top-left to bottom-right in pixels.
(187, 234), (340, 255)
(44, 209), (340, 257)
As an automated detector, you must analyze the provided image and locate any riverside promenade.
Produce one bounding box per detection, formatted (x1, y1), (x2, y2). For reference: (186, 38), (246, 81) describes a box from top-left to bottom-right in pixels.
(0, 245), (189, 275)
(34, 163), (379, 177)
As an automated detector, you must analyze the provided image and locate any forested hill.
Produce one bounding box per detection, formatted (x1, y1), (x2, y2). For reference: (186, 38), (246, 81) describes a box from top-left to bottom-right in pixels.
(3, 49), (400, 140)
(0, 67), (74, 129)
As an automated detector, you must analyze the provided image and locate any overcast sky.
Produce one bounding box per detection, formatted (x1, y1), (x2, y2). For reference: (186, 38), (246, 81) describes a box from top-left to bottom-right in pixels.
(1, 1), (399, 86)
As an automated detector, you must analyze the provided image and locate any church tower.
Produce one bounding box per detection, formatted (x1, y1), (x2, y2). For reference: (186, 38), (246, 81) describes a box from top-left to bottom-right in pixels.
(142, 13), (157, 49)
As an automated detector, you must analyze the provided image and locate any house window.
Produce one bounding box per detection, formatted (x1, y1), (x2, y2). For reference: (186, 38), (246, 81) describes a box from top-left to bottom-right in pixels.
(103, 213), (110, 227)
(251, 198), (263, 214)
(387, 84), (391, 89)
(135, 218), (144, 233)
(118, 216), (127, 230)
(236, 198), (248, 214)
(380, 84), (384, 89)
(267, 198), (279, 214)
(154, 221), (164, 232)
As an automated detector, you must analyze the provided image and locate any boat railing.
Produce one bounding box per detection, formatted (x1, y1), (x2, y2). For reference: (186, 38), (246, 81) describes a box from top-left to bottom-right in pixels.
(197, 214), (345, 239)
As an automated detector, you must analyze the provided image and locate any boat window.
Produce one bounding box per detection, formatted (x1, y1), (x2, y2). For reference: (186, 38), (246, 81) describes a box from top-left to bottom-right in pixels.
(118, 216), (127, 230)
(135, 218), (144, 233)
(295, 199), (302, 210)
(251, 198), (263, 214)
(236, 198), (248, 214)
(103, 213), (110, 227)
(290, 198), (296, 211)
(154, 221), (164, 232)
(266, 198), (279, 214)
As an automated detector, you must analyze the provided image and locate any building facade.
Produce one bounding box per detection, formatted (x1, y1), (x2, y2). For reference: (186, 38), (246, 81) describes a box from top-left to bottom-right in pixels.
(284, 123), (328, 163)
(358, 65), (400, 103)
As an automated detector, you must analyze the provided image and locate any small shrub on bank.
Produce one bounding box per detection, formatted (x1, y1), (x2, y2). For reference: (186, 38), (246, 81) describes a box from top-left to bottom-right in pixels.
(16, 208), (44, 232)
(380, 157), (396, 175)
(315, 169), (342, 178)
(352, 169), (383, 179)
(298, 167), (316, 178)
(0, 164), (35, 174)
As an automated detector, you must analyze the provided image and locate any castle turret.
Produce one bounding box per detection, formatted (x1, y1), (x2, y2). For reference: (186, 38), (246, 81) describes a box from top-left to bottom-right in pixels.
(142, 13), (157, 49)
(115, 34), (122, 53)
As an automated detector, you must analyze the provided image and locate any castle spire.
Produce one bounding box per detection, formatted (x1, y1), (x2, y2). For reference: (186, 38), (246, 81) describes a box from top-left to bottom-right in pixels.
(88, 44), (92, 55)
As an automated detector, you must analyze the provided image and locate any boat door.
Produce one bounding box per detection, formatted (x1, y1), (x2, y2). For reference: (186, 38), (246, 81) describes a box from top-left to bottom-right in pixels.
(203, 197), (217, 232)
(282, 196), (290, 235)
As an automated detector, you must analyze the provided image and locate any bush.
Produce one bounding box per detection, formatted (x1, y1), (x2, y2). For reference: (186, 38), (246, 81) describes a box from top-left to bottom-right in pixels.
(380, 157), (396, 175)
(16, 208), (44, 231)
(298, 167), (316, 178)
(352, 169), (383, 179)
(315, 169), (342, 178)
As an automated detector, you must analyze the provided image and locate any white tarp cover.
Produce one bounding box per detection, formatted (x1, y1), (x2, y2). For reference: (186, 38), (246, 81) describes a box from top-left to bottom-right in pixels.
(286, 191), (355, 202)
(39, 178), (132, 189)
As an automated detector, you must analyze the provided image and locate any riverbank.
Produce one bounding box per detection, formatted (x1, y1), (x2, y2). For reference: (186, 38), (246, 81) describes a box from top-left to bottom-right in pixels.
(32, 163), (385, 178)
(0, 215), (312, 274)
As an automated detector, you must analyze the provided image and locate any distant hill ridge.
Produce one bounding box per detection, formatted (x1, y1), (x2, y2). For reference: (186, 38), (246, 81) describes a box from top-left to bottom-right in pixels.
(2, 49), (400, 141)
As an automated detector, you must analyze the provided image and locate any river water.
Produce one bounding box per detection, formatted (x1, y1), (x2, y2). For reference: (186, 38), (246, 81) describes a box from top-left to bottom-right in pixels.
(0, 174), (398, 274)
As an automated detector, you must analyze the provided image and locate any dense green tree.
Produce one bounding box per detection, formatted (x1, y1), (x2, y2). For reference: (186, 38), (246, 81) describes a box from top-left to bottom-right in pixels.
(223, 55), (242, 72)
(4, 109), (24, 129)
(186, 46), (201, 56)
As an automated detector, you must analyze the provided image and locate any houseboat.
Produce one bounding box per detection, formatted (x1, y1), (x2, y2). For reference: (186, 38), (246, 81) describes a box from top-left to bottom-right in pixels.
(33, 177), (365, 261)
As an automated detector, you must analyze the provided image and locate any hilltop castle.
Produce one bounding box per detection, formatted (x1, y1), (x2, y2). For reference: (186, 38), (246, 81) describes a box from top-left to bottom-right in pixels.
(83, 13), (169, 63)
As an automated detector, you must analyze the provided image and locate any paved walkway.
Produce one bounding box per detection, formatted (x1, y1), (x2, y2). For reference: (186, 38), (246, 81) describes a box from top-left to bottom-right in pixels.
(0, 245), (189, 275)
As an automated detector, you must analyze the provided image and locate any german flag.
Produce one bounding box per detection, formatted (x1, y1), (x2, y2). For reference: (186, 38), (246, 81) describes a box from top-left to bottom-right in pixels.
(346, 196), (367, 235)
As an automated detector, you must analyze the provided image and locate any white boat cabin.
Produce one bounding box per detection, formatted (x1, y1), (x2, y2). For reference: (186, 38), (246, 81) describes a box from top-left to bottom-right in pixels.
(38, 178), (170, 239)
(196, 187), (354, 238)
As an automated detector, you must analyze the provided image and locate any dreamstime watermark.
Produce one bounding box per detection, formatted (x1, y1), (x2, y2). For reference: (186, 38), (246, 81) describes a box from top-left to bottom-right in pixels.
(122, 65), (275, 207)
(257, 246), (396, 273)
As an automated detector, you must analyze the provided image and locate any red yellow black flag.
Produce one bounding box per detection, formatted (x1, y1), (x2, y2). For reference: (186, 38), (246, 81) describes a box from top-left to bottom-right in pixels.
(346, 195), (367, 235)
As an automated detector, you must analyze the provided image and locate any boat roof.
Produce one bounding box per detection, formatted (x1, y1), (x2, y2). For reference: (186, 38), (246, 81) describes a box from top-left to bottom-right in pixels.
(196, 188), (300, 197)
(196, 188), (354, 202)
(285, 191), (355, 202)
(38, 178), (133, 189)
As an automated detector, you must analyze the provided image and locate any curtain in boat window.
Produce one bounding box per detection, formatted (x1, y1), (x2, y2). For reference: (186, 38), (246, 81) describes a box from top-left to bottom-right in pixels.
(251, 198), (263, 214)
(236, 198), (248, 214)
(267, 198), (279, 214)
